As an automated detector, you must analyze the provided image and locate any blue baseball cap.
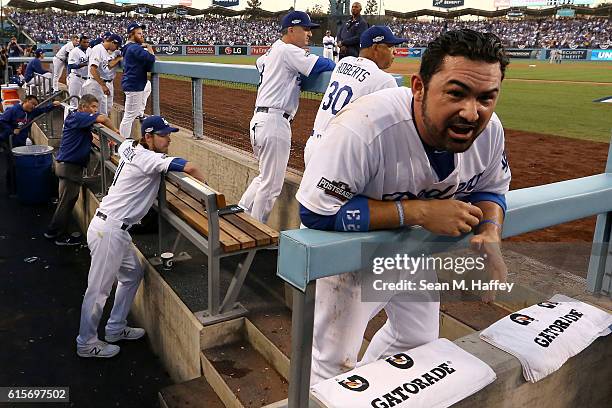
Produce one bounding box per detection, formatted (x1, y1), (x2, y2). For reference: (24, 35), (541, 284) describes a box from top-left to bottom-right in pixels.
(107, 33), (123, 46)
(103, 31), (112, 39)
(89, 38), (102, 48)
(127, 22), (146, 34)
(34, 49), (44, 57)
(280, 11), (320, 30)
(141, 116), (179, 137)
(360, 26), (408, 49)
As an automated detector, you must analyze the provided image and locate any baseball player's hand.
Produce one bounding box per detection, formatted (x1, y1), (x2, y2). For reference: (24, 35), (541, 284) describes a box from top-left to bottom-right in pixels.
(52, 101), (61, 107)
(102, 84), (110, 96)
(412, 200), (482, 237)
(145, 44), (154, 55)
(471, 232), (507, 303)
(13, 128), (20, 135)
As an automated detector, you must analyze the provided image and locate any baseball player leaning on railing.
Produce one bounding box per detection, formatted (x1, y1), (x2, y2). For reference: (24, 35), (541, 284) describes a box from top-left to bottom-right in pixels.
(239, 10), (335, 224)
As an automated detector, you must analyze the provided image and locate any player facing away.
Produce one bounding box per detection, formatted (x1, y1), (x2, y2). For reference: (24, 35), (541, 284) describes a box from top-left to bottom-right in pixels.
(296, 29), (511, 384)
(76, 116), (206, 358)
(238, 11), (335, 224)
(304, 26), (407, 166)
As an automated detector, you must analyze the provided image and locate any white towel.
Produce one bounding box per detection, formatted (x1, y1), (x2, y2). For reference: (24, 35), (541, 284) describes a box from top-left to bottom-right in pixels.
(310, 338), (496, 408)
(480, 294), (612, 383)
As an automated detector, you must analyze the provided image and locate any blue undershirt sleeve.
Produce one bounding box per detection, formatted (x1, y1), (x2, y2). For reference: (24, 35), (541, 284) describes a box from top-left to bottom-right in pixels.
(460, 192), (507, 215)
(300, 196), (371, 232)
(309, 57), (336, 77)
(168, 157), (187, 172)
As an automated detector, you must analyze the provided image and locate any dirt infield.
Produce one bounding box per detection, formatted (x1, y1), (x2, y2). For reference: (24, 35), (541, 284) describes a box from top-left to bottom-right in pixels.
(108, 75), (607, 243)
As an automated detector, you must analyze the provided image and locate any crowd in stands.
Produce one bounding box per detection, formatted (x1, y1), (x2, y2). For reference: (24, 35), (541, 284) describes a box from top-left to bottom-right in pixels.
(10, 11), (279, 46)
(389, 17), (610, 49)
(9, 10), (611, 49)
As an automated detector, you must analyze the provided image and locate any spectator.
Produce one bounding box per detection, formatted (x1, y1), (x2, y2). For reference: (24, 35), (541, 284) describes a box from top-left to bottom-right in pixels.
(337, 2), (369, 59)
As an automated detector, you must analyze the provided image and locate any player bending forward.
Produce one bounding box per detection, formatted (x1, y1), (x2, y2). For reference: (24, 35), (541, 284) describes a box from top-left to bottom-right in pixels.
(76, 115), (206, 358)
(304, 25), (406, 166)
(296, 29), (512, 384)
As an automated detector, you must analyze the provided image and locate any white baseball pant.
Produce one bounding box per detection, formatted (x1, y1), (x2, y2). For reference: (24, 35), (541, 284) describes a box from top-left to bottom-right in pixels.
(82, 79), (114, 116)
(310, 272), (440, 385)
(239, 110), (291, 223)
(26, 71), (52, 87)
(76, 215), (143, 347)
(323, 47), (334, 60)
(119, 80), (151, 139)
(67, 73), (85, 110)
(52, 57), (65, 92)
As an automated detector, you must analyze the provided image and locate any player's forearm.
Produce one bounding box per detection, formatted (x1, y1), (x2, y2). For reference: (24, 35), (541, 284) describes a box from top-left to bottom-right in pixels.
(97, 116), (119, 134)
(183, 162), (206, 183)
(108, 57), (122, 68)
(473, 201), (504, 238)
(368, 199), (425, 230)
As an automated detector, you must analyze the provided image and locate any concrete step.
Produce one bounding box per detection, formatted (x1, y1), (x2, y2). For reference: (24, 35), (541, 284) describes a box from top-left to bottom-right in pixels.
(202, 338), (288, 408)
(159, 376), (225, 408)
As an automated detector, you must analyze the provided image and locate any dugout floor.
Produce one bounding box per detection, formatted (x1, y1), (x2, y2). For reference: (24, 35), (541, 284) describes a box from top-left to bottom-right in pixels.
(0, 165), (173, 407)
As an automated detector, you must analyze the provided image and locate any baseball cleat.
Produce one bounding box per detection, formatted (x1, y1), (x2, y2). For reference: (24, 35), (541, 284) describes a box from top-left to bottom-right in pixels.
(105, 327), (146, 342)
(77, 341), (120, 358)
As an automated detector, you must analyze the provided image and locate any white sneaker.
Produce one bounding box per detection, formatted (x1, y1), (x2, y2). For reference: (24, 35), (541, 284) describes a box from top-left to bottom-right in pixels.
(105, 327), (146, 342)
(77, 341), (120, 358)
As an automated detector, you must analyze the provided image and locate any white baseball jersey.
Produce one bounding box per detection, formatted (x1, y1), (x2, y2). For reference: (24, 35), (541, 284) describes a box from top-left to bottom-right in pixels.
(98, 140), (176, 225)
(254, 39), (319, 116)
(305, 57), (398, 165)
(55, 41), (74, 61)
(68, 46), (89, 77)
(87, 43), (113, 80)
(296, 87), (511, 219)
(322, 35), (336, 50)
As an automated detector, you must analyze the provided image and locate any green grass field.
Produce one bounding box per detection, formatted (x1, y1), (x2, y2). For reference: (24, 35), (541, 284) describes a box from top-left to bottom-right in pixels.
(159, 55), (612, 142)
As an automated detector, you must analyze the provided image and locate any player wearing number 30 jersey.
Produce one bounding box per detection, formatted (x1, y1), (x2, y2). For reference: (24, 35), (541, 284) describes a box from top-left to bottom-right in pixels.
(304, 26), (407, 166)
(238, 11), (335, 223)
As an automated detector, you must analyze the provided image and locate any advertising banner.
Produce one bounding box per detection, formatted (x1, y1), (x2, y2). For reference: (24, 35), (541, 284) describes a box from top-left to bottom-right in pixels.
(591, 49), (612, 61)
(505, 48), (538, 59)
(432, 0), (464, 8)
(153, 44), (184, 56)
(213, 0), (240, 6)
(251, 46), (271, 56)
(394, 48), (423, 58)
(545, 49), (587, 60)
(218, 45), (248, 56)
(186, 45), (215, 55)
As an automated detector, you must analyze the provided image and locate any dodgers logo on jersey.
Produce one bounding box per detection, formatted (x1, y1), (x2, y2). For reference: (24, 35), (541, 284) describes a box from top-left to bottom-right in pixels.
(317, 177), (355, 202)
(382, 171), (485, 201)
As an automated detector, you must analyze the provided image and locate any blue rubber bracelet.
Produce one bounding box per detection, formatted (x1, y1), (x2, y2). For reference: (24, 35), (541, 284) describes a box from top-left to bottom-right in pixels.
(478, 219), (502, 229)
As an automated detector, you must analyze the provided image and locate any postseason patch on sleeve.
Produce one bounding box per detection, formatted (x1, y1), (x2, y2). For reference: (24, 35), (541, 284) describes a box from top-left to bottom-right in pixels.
(317, 177), (355, 202)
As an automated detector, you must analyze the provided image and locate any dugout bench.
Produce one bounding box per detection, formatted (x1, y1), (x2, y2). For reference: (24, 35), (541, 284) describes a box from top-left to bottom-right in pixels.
(89, 122), (279, 325)
(278, 140), (612, 408)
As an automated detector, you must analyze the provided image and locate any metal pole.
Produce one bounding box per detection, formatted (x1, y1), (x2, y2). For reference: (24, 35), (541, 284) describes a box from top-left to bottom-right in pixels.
(192, 78), (203, 139)
(207, 194), (220, 317)
(151, 72), (160, 115)
(288, 282), (316, 408)
(99, 132), (109, 193)
(157, 175), (166, 257)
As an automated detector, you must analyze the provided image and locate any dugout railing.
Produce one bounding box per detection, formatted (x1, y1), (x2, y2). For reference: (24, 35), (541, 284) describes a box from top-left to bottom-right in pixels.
(277, 139), (612, 407)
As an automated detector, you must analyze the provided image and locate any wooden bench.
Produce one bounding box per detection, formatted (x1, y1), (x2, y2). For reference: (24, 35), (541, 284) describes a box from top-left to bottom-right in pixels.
(91, 128), (279, 325)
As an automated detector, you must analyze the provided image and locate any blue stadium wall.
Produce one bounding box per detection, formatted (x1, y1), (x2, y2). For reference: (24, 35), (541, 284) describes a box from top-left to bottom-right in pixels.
(36, 43), (612, 61)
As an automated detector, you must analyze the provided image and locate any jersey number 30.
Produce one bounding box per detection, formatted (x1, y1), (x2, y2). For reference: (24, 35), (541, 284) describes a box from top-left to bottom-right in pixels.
(322, 81), (353, 115)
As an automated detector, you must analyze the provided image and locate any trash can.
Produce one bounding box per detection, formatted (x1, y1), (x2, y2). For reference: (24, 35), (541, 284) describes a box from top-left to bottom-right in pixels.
(11, 145), (54, 204)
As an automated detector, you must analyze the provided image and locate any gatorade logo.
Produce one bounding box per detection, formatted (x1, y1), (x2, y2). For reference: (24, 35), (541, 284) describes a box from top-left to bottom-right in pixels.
(510, 313), (536, 326)
(225, 47), (233, 55)
(537, 301), (559, 309)
(338, 375), (369, 392)
(385, 353), (414, 370)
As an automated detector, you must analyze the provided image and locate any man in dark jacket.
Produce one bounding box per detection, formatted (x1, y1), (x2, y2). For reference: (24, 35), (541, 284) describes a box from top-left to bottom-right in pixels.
(336, 2), (368, 60)
(0, 95), (60, 195)
(24, 49), (52, 86)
